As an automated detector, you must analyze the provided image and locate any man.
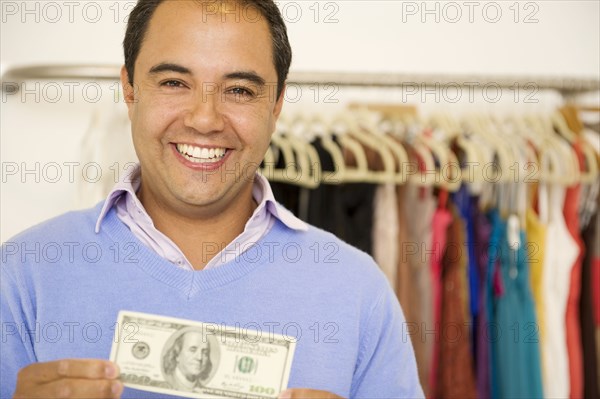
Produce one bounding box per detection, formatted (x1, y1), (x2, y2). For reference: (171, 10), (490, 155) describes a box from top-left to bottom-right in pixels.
(1, 0), (423, 398)
(162, 330), (213, 392)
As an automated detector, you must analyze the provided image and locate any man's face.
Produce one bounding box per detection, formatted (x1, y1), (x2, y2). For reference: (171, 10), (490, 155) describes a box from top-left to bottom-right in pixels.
(176, 331), (211, 380)
(121, 0), (284, 217)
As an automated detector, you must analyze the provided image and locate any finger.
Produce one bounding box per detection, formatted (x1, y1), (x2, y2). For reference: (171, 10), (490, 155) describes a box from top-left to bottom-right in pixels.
(14, 378), (124, 399)
(278, 389), (344, 399)
(18, 359), (120, 384)
(42, 378), (124, 399)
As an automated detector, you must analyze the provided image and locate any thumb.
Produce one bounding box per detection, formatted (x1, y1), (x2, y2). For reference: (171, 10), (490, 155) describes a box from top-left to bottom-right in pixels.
(278, 388), (343, 399)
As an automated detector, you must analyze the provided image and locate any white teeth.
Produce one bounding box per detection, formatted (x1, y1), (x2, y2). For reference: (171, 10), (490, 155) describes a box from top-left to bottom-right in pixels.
(176, 144), (227, 163)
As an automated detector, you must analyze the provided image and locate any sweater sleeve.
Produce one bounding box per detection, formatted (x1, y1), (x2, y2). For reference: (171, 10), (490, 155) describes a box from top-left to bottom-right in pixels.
(350, 283), (424, 399)
(1, 255), (37, 398)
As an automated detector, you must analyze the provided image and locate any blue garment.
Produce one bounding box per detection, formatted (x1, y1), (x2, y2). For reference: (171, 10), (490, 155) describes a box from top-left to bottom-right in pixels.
(452, 186), (480, 369)
(453, 186), (480, 321)
(1, 202), (424, 399)
(487, 210), (544, 399)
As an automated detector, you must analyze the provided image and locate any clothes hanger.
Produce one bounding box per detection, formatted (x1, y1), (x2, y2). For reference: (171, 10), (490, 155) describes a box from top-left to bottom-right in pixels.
(353, 107), (410, 184)
(343, 109), (397, 184)
(541, 113), (582, 186)
(331, 110), (396, 184)
(418, 128), (462, 192)
(329, 114), (372, 183)
(299, 113), (347, 185)
(552, 111), (598, 184)
(464, 113), (515, 185)
(485, 115), (523, 219)
(261, 116), (304, 186)
(397, 113), (439, 188)
(427, 112), (486, 192)
(525, 113), (576, 186)
(445, 113), (488, 187)
(281, 114), (321, 189)
(494, 115), (541, 190)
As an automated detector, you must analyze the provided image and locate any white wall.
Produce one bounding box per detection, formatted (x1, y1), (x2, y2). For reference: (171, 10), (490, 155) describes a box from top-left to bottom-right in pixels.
(1, 0), (599, 241)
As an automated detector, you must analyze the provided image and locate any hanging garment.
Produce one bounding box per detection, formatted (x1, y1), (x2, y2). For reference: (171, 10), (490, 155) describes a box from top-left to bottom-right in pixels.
(581, 205), (599, 399)
(452, 186), (480, 362)
(305, 182), (376, 253)
(306, 138), (377, 254)
(395, 184), (411, 301)
(77, 105), (137, 208)
(488, 209), (544, 399)
(593, 193), (600, 392)
(396, 182), (436, 395)
(270, 181), (301, 215)
(267, 138), (308, 215)
(525, 205), (547, 379)
(474, 202), (492, 399)
(372, 183), (399, 290)
(428, 197), (453, 398)
(454, 186), (480, 334)
(564, 140), (585, 399)
(435, 205), (477, 399)
(541, 184), (579, 398)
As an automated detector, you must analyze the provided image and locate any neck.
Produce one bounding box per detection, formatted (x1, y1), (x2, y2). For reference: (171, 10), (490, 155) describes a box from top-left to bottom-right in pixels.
(138, 180), (258, 270)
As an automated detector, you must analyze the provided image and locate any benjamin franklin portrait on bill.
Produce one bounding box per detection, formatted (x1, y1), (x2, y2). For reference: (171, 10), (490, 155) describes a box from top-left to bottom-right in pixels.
(162, 327), (220, 392)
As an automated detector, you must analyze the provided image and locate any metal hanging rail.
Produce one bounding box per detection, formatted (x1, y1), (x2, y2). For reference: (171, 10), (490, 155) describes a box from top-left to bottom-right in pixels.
(2, 64), (599, 95)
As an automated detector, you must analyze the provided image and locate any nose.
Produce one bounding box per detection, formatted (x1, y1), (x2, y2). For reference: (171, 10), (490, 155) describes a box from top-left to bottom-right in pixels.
(183, 85), (226, 134)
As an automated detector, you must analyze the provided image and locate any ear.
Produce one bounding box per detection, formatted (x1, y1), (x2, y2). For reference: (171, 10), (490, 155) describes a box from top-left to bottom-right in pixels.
(120, 65), (135, 117)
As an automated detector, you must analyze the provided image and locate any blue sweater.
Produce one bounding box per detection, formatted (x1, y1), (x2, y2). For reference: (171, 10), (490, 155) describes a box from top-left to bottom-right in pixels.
(1, 203), (423, 399)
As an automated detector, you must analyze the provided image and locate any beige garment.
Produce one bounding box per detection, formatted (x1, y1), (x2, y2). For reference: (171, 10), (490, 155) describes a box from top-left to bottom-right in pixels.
(396, 183), (436, 395)
(372, 183), (399, 290)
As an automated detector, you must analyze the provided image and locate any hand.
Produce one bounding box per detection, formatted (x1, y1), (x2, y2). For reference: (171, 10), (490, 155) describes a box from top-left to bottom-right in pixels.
(13, 359), (123, 399)
(278, 388), (345, 399)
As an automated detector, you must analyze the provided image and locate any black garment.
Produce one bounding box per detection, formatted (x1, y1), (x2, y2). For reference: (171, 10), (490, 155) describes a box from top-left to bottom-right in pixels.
(267, 141), (302, 215)
(270, 137), (376, 255)
(305, 138), (376, 254)
(581, 208), (599, 399)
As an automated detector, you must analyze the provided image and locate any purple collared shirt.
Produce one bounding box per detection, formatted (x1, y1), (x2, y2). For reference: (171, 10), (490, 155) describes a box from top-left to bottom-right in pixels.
(95, 165), (307, 270)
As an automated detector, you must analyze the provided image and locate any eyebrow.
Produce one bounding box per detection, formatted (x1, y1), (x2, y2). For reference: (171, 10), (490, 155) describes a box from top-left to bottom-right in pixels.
(148, 63), (192, 76)
(148, 64), (266, 87)
(224, 71), (266, 87)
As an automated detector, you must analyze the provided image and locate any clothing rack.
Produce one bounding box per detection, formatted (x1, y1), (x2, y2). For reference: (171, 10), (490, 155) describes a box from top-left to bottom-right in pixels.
(2, 64), (599, 96)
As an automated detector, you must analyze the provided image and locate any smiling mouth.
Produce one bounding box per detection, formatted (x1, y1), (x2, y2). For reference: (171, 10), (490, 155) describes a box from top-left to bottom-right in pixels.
(176, 143), (228, 164)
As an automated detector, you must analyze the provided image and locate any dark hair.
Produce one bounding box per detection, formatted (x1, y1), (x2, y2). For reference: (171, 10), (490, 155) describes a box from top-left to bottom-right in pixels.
(123, 0), (292, 99)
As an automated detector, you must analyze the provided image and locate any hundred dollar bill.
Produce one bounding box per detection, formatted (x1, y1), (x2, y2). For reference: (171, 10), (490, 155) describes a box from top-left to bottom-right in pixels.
(110, 310), (296, 399)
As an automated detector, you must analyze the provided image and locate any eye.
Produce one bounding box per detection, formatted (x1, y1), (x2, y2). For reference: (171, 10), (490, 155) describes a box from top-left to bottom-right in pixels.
(227, 86), (255, 98)
(160, 80), (186, 88)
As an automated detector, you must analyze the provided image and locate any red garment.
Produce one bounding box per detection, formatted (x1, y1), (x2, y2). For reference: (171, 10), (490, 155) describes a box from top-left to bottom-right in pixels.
(428, 202), (453, 398)
(564, 140), (585, 399)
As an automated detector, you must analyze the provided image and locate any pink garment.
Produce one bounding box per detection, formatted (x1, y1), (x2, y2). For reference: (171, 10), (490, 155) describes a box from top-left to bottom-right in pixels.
(428, 202), (453, 398)
(95, 165), (308, 270)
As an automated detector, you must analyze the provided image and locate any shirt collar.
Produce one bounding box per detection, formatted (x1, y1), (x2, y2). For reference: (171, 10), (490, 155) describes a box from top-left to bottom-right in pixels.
(95, 164), (308, 233)
(253, 172), (308, 231)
